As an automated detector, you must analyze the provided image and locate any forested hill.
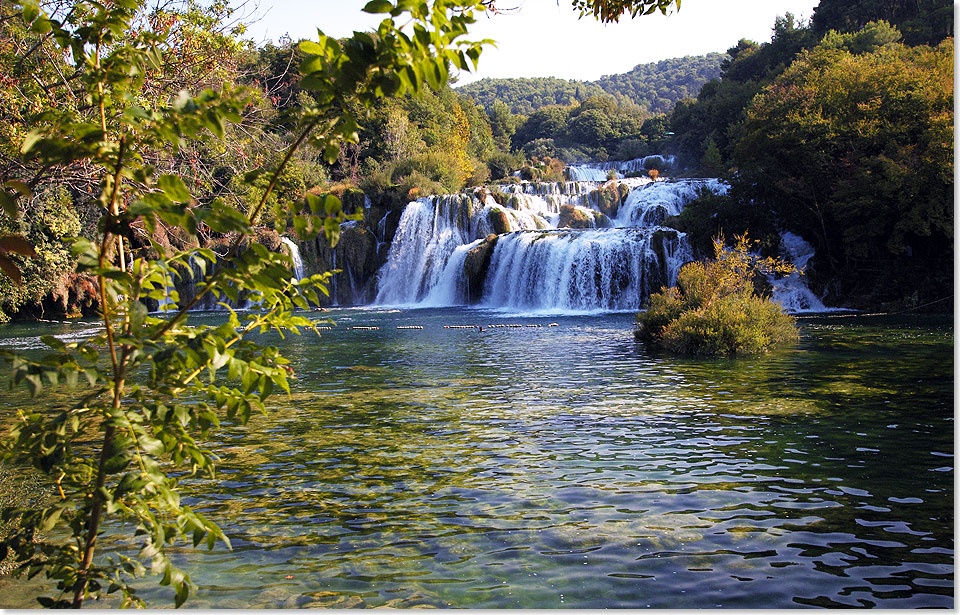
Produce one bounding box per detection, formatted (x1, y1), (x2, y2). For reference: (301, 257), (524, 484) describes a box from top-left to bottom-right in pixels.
(456, 53), (724, 115)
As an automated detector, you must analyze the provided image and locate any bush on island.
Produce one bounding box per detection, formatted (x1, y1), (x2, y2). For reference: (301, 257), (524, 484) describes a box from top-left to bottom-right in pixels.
(635, 234), (800, 355)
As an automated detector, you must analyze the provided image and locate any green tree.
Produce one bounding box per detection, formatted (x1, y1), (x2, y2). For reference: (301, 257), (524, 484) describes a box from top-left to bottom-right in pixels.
(0, 0), (487, 609)
(811, 0), (953, 46)
(733, 33), (953, 305)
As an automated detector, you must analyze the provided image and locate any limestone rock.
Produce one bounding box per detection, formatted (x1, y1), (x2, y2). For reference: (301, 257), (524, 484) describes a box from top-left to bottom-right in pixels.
(463, 234), (498, 303)
(487, 207), (510, 235)
(558, 204), (593, 229)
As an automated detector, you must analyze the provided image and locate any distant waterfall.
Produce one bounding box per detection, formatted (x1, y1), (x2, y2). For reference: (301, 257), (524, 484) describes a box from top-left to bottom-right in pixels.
(374, 193), (554, 305)
(567, 155), (678, 181)
(280, 237), (305, 281)
(374, 195), (479, 305)
(615, 178), (727, 227)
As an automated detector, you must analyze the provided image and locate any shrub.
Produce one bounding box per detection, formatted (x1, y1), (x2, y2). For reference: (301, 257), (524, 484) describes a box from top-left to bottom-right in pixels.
(486, 151), (522, 180)
(635, 234), (799, 356)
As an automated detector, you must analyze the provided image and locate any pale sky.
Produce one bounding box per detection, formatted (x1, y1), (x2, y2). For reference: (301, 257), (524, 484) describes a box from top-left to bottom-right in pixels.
(242, 0), (821, 84)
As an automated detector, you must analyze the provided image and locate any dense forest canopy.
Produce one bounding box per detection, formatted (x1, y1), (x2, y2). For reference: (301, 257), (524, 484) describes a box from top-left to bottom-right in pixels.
(664, 0), (953, 310)
(456, 53), (724, 116)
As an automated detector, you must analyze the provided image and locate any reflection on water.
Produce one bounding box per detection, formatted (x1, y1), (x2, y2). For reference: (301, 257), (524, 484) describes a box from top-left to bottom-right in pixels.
(0, 310), (953, 608)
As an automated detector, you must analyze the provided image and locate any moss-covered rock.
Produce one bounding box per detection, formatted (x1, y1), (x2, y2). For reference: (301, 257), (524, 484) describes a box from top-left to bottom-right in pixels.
(463, 234), (498, 303)
(558, 204), (593, 229)
(487, 207), (511, 235)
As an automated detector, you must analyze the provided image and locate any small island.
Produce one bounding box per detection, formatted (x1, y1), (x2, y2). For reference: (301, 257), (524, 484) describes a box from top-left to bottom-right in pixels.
(635, 234), (800, 355)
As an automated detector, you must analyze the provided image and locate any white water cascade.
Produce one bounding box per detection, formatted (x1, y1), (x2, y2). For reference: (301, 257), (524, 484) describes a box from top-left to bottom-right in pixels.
(615, 178), (727, 227)
(374, 171), (717, 312)
(770, 232), (838, 314)
(280, 237), (306, 281)
(482, 228), (691, 312)
(567, 155), (678, 181)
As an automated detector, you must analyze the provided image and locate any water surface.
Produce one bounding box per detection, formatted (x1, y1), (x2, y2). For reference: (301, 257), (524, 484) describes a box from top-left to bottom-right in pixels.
(0, 310), (952, 608)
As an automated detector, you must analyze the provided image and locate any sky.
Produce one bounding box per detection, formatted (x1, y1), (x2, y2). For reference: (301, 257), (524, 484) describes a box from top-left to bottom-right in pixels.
(241, 0), (821, 85)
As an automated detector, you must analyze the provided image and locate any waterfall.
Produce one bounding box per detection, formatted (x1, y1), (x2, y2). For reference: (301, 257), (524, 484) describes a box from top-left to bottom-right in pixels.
(481, 228), (690, 312)
(371, 169), (834, 313)
(770, 232), (835, 314)
(567, 155), (678, 181)
(280, 237), (305, 281)
(374, 196), (476, 305)
(374, 193), (554, 305)
(615, 178), (727, 227)
(373, 175), (719, 311)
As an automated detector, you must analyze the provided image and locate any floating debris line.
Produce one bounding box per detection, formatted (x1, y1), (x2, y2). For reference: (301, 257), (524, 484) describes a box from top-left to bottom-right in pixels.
(321, 323), (562, 331)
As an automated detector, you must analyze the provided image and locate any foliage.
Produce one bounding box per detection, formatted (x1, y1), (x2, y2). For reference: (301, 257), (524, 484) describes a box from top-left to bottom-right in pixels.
(509, 97), (656, 162)
(810, 0), (953, 46)
(733, 34), (953, 305)
(456, 53), (723, 116)
(667, 187), (778, 259)
(571, 0), (680, 22)
(635, 234), (799, 355)
(0, 0), (487, 609)
(668, 14), (815, 170)
(457, 77), (606, 116)
(593, 53), (724, 114)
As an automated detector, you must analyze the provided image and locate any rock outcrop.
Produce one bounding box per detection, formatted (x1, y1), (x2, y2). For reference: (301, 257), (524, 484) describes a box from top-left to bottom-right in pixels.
(462, 234), (498, 303)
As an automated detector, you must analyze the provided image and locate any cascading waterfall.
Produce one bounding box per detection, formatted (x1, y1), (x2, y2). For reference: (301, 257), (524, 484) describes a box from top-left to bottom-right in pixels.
(280, 237), (305, 281)
(615, 178), (727, 227)
(372, 160), (833, 314)
(770, 232), (838, 313)
(375, 192), (553, 305)
(374, 170), (716, 311)
(481, 228), (691, 312)
(567, 155), (678, 181)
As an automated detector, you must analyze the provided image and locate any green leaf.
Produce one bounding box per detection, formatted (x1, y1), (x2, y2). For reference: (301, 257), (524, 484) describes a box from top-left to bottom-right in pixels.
(4, 180), (32, 199)
(21, 3), (39, 23)
(40, 506), (63, 531)
(298, 40), (326, 55)
(128, 301), (148, 332)
(20, 130), (43, 154)
(158, 175), (192, 203)
(0, 191), (16, 219)
(363, 0), (393, 13)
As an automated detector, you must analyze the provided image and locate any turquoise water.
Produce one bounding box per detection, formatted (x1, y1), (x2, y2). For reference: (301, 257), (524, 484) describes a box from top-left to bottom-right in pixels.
(0, 309), (953, 608)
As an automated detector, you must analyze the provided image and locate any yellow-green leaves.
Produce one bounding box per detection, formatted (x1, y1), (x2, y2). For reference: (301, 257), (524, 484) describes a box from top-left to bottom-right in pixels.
(363, 0), (394, 14)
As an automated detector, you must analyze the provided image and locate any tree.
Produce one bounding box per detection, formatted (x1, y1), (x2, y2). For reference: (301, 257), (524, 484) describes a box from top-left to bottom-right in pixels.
(733, 32), (953, 305)
(811, 0), (953, 46)
(0, 0), (487, 608)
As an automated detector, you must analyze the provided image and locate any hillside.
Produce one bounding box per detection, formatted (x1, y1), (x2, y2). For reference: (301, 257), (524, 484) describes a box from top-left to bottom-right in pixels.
(456, 53), (725, 116)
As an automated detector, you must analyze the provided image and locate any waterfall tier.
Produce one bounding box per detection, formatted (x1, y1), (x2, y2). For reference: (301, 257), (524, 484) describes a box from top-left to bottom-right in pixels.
(375, 175), (717, 312)
(566, 155), (678, 181)
(482, 228), (691, 312)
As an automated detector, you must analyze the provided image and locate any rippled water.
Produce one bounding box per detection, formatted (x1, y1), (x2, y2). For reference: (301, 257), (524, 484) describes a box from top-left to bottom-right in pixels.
(0, 310), (953, 608)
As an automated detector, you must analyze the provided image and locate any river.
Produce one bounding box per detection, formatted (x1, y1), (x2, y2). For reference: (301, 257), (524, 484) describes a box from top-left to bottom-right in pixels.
(0, 309), (953, 608)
